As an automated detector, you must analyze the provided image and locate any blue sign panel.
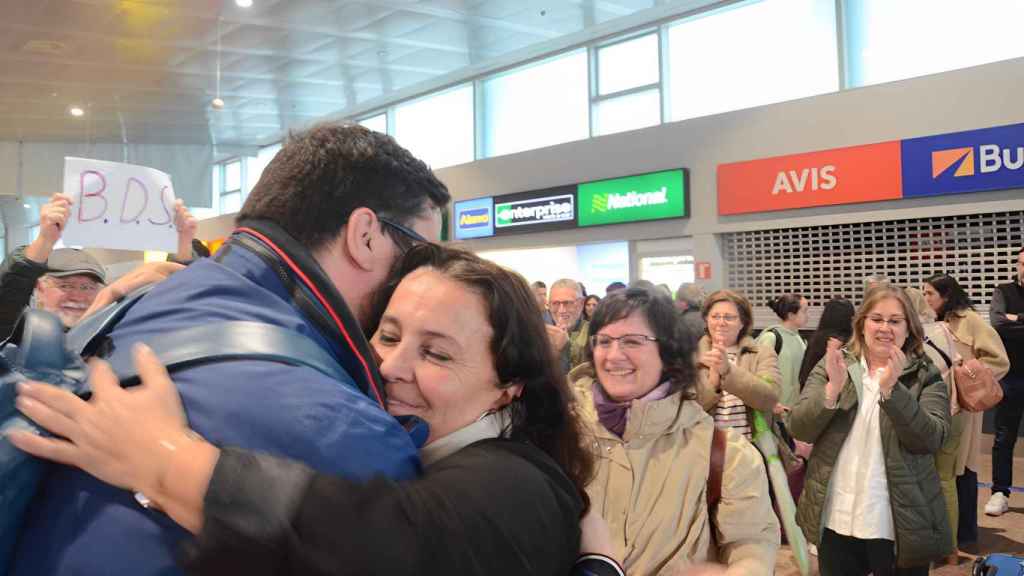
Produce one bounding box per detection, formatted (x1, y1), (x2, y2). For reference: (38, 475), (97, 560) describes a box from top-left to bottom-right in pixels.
(453, 197), (494, 240)
(902, 122), (1024, 198)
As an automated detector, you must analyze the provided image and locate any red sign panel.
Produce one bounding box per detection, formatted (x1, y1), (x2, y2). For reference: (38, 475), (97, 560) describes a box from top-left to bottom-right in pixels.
(717, 141), (903, 215)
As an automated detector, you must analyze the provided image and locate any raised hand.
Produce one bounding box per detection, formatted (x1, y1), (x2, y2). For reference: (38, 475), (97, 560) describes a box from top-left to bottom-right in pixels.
(877, 346), (906, 398)
(38, 193), (72, 245)
(824, 338), (847, 404)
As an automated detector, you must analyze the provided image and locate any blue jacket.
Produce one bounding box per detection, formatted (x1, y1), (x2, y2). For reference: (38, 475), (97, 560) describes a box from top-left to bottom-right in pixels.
(12, 224), (421, 575)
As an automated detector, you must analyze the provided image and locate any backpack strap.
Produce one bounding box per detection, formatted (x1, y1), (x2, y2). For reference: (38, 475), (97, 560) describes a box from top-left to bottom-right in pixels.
(767, 328), (784, 357)
(104, 321), (347, 386)
(925, 338), (953, 370)
(65, 284), (156, 358)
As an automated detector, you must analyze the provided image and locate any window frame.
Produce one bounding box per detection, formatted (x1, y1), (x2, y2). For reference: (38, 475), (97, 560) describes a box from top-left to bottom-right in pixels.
(589, 29), (664, 138)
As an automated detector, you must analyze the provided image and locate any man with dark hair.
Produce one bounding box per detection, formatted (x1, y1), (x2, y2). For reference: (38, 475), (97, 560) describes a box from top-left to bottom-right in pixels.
(531, 280), (555, 325)
(13, 123), (450, 576)
(986, 246), (1024, 517)
(605, 281), (627, 295)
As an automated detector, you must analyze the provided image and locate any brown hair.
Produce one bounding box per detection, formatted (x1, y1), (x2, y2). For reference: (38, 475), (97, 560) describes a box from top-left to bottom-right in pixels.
(584, 286), (698, 398)
(368, 244), (594, 513)
(238, 122), (450, 251)
(849, 286), (925, 358)
(701, 289), (754, 340)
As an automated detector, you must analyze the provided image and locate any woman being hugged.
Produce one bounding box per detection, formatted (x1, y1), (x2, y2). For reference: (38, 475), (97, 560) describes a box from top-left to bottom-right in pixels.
(570, 287), (779, 576)
(791, 286), (951, 575)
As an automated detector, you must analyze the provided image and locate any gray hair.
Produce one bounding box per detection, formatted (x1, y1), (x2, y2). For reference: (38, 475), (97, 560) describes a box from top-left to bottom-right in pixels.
(675, 283), (704, 307)
(550, 278), (583, 298)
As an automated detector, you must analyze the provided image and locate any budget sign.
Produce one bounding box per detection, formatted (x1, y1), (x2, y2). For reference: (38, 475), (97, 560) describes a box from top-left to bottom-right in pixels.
(62, 157), (179, 252)
(577, 169), (687, 227)
(901, 122), (1024, 199)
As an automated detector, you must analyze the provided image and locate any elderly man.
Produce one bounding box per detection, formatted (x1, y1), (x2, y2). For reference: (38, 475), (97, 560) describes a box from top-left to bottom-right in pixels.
(549, 278), (589, 373)
(0, 194), (196, 337)
(675, 282), (706, 345)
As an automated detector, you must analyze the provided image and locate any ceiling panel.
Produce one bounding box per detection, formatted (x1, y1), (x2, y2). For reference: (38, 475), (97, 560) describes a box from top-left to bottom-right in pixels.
(0, 0), (709, 145)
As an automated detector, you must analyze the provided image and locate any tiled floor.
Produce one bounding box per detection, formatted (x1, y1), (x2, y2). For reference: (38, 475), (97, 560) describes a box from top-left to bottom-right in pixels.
(774, 454), (1024, 575)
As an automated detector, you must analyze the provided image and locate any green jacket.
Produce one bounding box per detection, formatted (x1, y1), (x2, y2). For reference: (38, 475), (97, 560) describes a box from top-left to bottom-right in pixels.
(790, 351), (951, 568)
(559, 318), (590, 374)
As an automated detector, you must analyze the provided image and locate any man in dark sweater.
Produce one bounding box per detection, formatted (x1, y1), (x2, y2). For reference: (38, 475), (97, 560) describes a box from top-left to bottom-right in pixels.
(986, 245), (1024, 516)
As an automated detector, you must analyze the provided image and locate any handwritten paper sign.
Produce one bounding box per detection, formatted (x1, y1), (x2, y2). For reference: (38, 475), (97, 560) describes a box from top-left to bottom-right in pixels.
(62, 157), (179, 252)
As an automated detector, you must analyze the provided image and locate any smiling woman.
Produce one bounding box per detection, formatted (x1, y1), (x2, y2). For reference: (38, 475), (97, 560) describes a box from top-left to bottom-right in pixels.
(790, 286), (952, 575)
(568, 286), (780, 575)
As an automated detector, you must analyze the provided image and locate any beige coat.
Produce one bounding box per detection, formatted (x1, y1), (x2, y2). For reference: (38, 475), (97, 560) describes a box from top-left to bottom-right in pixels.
(695, 335), (781, 418)
(946, 309), (1010, 473)
(571, 365), (780, 576)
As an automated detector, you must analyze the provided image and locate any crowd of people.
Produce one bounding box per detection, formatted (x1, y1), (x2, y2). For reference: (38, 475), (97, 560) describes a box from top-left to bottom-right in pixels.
(1, 122), (1021, 576)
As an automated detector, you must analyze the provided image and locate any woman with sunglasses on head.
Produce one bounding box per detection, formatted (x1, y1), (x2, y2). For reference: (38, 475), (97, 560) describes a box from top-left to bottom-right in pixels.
(791, 286), (952, 575)
(569, 287), (779, 576)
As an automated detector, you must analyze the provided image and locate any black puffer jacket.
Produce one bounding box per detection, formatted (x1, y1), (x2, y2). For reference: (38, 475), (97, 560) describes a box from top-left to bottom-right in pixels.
(0, 246), (49, 338)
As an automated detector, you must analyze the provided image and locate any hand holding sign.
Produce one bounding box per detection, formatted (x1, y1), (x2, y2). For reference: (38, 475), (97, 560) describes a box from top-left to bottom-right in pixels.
(39, 193), (72, 245)
(62, 157), (179, 252)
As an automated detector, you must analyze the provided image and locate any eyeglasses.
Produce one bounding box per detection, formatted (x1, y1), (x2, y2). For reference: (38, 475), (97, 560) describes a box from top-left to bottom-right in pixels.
(379, 216), (430, 252)
(708, 313), (740, 323)
(49, 279), (102, 294)
(591, 333), (658, 350)
(550, 300), (578, 310)
(866, 315), (905, 327)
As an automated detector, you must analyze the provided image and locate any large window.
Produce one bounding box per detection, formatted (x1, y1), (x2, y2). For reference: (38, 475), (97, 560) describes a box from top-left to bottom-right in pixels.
(394, 84), (474, 169)
(666, 0), (838, 122)
(482, 49), (589, 158)
(845, 0), (1024, 87)
(592, 33), (662, 136)
(246, 143), (282, 194)
(220, 159), (242, 214)
(358, 113), (388, 134)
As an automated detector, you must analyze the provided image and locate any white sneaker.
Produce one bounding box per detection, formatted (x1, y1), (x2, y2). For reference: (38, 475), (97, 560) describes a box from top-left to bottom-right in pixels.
(984, 492), (1009, 516)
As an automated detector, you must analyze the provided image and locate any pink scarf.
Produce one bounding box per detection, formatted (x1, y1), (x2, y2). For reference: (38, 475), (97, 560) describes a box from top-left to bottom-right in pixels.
(593, 379), (672, 437)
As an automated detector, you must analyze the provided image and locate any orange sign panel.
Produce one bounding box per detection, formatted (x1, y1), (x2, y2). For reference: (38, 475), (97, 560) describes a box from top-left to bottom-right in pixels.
(717, 141), (903, 215)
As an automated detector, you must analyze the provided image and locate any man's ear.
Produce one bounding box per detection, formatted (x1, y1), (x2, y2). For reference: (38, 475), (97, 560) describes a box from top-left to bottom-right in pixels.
(343, 207), (385, 272)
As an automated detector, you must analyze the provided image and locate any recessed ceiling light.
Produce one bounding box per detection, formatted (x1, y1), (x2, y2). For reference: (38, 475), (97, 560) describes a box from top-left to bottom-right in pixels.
(69, 106), (84, 117)
(235, 0), (253, 7)
(23, 204), (31, 209)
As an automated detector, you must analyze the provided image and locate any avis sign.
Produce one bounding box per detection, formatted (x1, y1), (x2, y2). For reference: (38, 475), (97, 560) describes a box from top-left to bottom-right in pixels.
(62, 157), (179, 252)
(717, 142), (902, 215)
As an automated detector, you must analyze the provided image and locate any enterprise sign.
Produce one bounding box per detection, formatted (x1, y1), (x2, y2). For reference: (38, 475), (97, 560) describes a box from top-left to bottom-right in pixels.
(495, 194), (574, 228)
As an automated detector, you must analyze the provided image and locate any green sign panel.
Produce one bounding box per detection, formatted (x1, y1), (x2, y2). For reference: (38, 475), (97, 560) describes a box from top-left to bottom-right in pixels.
(577, 169), (687, 227)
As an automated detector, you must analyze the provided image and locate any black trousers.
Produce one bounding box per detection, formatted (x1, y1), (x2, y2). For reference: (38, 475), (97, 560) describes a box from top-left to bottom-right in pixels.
(993, 376), (1024, 496)
(818, 529), (930, 576)
(956, 468), (978, 544)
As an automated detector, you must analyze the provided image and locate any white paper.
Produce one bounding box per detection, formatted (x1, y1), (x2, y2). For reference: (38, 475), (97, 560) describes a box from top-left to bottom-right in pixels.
(62, 157), (178, 252)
